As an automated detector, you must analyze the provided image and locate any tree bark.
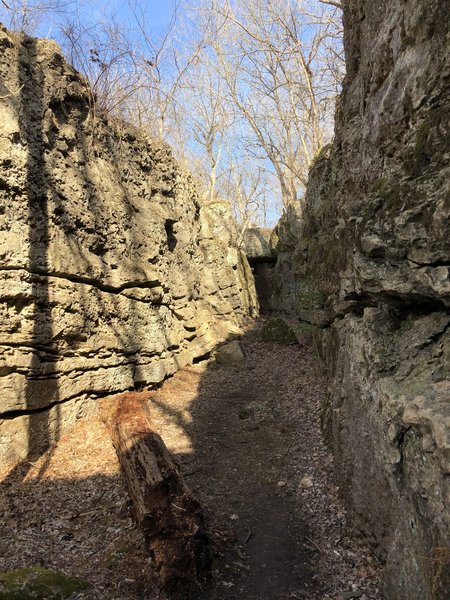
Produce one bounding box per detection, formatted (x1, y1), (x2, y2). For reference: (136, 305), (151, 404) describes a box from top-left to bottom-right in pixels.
(101, 392), (210, 599)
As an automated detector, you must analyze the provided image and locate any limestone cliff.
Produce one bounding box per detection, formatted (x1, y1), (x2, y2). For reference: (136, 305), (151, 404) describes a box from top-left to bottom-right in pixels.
(273, 1), (450, 598)
(0, 26), (257, 468)
(241, 228), (278, 312)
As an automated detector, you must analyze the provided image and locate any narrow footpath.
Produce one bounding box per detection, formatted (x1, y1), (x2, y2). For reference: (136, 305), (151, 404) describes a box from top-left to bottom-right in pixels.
(0, 317), (381, 599)
(158, 318), (382, 600)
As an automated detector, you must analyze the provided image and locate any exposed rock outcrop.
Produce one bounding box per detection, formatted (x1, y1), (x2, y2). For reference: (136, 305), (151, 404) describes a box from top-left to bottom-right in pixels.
(272, 1), (450, 598)
(242, 227), (278, 311)
(0, 26), (258, 468)
(241, 227), (277, 262)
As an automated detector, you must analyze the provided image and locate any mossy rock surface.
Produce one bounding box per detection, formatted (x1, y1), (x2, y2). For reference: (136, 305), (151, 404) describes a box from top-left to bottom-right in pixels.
(260, 317), (298, 345)
(297, 322), (315, 340)
(213, 340), (246, 366)
(0, 567), (90, 599)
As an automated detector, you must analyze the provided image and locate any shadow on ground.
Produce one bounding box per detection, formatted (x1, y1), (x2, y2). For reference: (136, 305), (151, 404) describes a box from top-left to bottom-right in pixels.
(146, 320), (323, 600)
(0, 319), (322, 600)
(1, 319), (391, 600)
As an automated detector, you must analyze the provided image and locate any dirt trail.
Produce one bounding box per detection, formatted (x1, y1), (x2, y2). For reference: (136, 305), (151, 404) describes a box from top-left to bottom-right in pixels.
(0, 317), (381, 599)
(158, 319), (381, 600)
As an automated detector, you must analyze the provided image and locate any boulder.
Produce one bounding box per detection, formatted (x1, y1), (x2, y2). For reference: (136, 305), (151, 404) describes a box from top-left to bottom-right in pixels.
(260, 317), (298, 345)
(241, 228), (276, 262)
(213, 340), (246, 366)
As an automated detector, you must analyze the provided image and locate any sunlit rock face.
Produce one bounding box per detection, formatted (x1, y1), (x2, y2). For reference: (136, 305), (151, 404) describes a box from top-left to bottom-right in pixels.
(0, 25), (258, 468)
(272, 1), (450, 598)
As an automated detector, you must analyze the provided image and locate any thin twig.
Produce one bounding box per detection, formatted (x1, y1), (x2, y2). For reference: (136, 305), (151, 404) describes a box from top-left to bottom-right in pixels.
(306, 535), (324, 554)
(319, 0), (343, 9)
(0, 84), (24, 99)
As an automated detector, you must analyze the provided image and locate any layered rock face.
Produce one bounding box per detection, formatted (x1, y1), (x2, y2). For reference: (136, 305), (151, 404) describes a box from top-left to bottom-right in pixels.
(273, 1), (450, 598)
(0, 26), (258, 468)
(242, 228), (278, 311)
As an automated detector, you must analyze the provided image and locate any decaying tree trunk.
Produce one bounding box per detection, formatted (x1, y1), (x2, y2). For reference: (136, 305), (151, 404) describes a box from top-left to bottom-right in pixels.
(101, 392), (210, 599)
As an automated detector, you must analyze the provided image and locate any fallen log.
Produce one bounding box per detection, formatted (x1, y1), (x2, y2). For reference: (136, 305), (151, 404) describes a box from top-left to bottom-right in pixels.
(101, 392), (210, 599)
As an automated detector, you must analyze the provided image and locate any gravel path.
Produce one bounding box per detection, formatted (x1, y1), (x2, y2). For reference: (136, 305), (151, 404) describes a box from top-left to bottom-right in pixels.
(0, 317), (382, 599)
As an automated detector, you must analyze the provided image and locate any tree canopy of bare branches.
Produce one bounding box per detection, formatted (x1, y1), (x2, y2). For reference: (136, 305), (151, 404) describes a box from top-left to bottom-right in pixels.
(194, 0), (344, 208)
(0, 0), (72, 33)
(0, 0), (344, 226)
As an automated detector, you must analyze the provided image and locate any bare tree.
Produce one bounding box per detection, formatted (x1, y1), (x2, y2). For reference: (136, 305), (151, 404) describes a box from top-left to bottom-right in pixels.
(193, 0), (344, 209)
(60, 1), (224, 143)
(319, 0), (342, 10)
(0, 0), (72, 33)
(60, 16), (143, 119)
(223, 162), (275, 241)
(67, 0), (344, 220)
(1, 0), (344, 228)
(171, 61), (234, 202)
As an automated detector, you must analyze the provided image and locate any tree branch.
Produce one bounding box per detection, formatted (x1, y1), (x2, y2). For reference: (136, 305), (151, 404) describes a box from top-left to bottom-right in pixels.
(319, 0), (343, 9)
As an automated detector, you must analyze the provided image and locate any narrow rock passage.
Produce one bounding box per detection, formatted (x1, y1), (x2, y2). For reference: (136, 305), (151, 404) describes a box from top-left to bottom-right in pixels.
(0, 317), (382, 599)
(152, 317), (382, 599)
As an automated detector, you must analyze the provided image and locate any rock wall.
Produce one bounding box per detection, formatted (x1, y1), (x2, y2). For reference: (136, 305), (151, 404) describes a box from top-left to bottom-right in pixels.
(272, 1), (450, 598)
(242, 228), (278, 312)
(0, 26), (258, 468)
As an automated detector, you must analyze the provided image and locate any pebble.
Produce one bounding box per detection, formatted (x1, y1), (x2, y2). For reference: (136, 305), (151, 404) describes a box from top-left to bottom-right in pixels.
(300, 477), (314, 489)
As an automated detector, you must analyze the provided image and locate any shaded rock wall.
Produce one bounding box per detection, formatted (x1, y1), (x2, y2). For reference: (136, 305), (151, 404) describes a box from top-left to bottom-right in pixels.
(242, 228), (277, 312)
(241, 227), (277, 262)
(272, 1), (450, 598)
(0, 27), (258, 468)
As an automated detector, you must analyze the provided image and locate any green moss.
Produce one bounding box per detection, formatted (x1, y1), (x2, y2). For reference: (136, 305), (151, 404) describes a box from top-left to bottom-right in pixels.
(0, 567), (90, 599)
(106, 543), (130, 568)
(296, 238), (309, 253)
(404, 120), (432, 176)
(334, 93), (344, 124)
(370, 177), (402, 210)
(295, 235), (344, 299)
(328, 242), (345, 268)
(370, 177), (390, 194)
(297, 322), (315, 341)
(260, 317), (298, 345)
(317, 199), (336, 228)
(305, 189), (337, 234)
(414, 121), (431, 162)
(238, 406), (254, 420)
(298, 287), (326, 310)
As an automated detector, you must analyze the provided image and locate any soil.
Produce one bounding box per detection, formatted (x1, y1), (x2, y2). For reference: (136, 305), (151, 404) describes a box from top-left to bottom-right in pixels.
(0, 317), (382, 599)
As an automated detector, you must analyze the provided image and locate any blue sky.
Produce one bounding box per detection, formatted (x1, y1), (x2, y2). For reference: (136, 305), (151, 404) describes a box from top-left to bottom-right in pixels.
(88, 0), (174, 31)
(26, 0), (176, 42)
(0, 0), (342, 228)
